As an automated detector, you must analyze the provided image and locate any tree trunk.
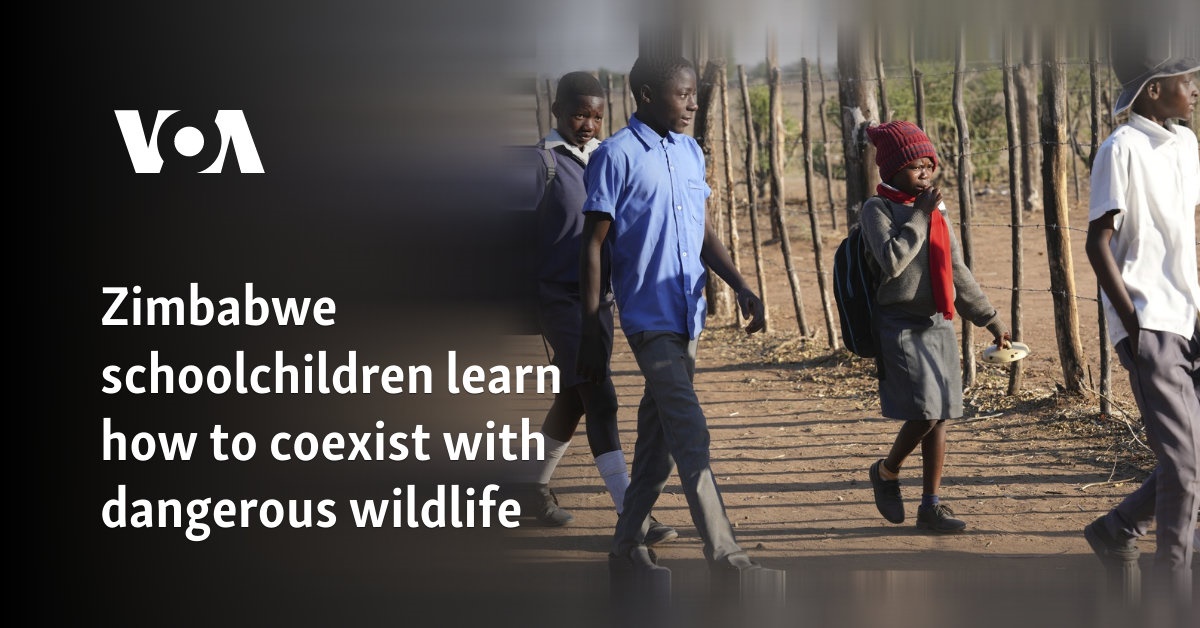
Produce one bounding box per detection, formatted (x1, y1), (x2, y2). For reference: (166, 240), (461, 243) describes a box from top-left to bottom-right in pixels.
(1040, 29), (1086, 395)
(1002, 29), (1025, 396)
(952, 31), (977, 388)
(837, 22), (879, 228)
(1017, 31), (1042, 216)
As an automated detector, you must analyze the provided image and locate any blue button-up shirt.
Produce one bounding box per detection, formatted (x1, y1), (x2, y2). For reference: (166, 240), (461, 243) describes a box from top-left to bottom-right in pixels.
(582, 115), (711, 338)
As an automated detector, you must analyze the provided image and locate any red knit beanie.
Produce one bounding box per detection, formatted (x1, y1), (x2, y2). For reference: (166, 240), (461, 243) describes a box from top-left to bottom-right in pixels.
(866, 121), (938, 183)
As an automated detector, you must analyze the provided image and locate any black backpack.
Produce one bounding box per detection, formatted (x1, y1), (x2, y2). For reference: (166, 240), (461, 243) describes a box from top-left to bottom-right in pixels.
(832, 222), (881, 358)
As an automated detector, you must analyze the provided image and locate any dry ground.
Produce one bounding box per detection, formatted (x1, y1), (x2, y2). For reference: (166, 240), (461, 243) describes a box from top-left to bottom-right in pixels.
(490, 185), (1196, 627)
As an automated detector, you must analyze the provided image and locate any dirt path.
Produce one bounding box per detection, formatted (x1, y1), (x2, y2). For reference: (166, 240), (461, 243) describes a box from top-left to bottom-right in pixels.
(495, 191), (1195, 625)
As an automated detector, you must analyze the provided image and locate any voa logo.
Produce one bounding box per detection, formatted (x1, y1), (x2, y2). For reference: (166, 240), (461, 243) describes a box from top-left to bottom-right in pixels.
(114, 110), (265, 173)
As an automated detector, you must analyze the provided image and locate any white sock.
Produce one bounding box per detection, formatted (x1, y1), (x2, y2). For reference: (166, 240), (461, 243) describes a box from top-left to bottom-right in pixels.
(594, 449), (630, 515)
(529, 436), (570, 485)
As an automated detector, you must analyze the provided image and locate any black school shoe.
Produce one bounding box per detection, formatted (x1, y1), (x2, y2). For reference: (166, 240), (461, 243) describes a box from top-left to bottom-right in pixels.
(505, 483), (573, 526)
(869, 460), (905, 524)
(916, 503), (966, 532)
(609, 546), (670, 574)
(1083, 515), (1139, 567)
(645, 516), (679, 546)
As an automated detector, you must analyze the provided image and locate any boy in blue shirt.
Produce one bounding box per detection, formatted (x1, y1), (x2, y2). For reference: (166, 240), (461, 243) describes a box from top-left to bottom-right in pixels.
(578, 55), (766, 582)
(513, 71), (676, 546)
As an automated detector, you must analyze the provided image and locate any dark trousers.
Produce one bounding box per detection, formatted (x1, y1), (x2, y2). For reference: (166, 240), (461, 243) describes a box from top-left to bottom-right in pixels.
(1103, 328), (1200, 595)
(612, 331), (743, 563)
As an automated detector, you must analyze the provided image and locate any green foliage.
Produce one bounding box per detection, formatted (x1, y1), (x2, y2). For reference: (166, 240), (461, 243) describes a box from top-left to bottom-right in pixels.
(747, 85), (803, 183)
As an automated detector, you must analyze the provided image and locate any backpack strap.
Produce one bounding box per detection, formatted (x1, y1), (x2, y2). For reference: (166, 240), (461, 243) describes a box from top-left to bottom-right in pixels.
(539, 147), (557, 187)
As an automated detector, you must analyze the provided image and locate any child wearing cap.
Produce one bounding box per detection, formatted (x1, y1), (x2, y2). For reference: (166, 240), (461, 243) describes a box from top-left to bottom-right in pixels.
(860, 120), (1009, 533)
(1083, 40), (1198, 600)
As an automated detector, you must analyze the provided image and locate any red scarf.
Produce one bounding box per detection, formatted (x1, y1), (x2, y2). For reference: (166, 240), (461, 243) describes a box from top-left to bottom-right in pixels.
(875, 184), (955, 320)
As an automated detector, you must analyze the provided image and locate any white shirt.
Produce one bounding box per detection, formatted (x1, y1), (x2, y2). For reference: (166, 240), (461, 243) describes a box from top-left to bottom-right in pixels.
(542, 130), (599, 165)
(1088, 113), (1200, 345)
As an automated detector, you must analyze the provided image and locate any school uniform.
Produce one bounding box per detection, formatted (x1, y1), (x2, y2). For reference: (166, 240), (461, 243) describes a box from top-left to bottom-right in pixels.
(583, 114), (744, 564)
(1088, 112), (1200, 585)
(533, 130), (611, 390)
(859, 195), (1006, 421)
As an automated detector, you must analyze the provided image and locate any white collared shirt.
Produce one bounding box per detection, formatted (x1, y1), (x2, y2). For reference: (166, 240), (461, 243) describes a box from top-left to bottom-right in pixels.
(1089, 113), (1200, 344)
(542, 129), (599, 165)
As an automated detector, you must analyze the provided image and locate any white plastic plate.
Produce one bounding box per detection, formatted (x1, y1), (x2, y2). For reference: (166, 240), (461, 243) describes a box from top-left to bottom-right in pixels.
(982, 341), (1031, 364)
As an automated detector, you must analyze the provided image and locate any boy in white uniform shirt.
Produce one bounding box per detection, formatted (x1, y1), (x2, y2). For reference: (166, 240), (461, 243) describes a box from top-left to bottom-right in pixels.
(1083, 33), (1199, 604)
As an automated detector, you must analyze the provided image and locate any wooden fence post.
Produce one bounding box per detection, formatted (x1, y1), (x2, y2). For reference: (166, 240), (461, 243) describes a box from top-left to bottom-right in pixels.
(544, 78), (555, 136)
(875, 24), (891, 123)
(769, 33), (810, 337)
(1089, 28), (1111, 415)
(803, 58), (839, 349)
(817, 59), (838, 231)
(952, 29), (978, 387)
(838, 23), (879, 228)
(1003, 29), (1025, 396)
(534, 76), (547, 139)
(719, 64), (742, 289)
(1018, 31), (1042, 215)
(624, 74), (633, 125)
(739, 65), (771, 333)
(909, 31), (925, 130)
(605, 72), (615, 139)
(697, 60), (732, 323)
(1040, 29), (1086, 395)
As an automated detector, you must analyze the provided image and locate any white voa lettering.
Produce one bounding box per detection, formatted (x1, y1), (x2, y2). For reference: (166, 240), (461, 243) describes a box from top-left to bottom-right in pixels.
(114, 110), (175, 174)
(203, 110), (264, 173)
(113, 110), (265, 173)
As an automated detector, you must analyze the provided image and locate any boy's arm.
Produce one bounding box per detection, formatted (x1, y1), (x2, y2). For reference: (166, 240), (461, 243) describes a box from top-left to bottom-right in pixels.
(578, 212), (613, 383)
(701, 224), (765, 334)
(1086, 211), (1140, 353)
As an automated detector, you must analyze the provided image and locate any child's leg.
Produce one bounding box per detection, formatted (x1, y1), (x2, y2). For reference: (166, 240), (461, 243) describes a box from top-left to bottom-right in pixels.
(504, 391), (583, 526)
(621, 331), (741, 565)
(882, 419), (939, 476)
(920, 420), (947, 496)
(1116, 330), (1199, 593)
(611, 379), (674, 558)
(582, 377), (677, 545)
(526, 390), (584, 485)
(579, 379), (629, 512)
(581, 379), (621, 457)
(541, 389), (586, 443)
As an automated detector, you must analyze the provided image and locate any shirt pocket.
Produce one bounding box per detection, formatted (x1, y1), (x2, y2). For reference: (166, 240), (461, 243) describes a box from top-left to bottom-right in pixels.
(686, 179), (710, 226)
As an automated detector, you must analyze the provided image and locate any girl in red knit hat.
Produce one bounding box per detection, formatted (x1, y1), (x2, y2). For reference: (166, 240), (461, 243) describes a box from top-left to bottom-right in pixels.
(860, 120), (1010, 532)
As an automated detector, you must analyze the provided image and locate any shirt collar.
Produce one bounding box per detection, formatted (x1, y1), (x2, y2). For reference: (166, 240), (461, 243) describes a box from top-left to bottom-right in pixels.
(542, 129), (600, 164)
(628, 114), (677, 149)
(1127, 112), (1179, 148)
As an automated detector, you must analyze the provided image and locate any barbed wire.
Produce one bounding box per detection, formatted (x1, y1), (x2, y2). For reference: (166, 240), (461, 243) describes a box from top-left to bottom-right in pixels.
(977, 284), (1100, 303)
(706, 134), (1098, 163)
(968, 222), (1090, 235)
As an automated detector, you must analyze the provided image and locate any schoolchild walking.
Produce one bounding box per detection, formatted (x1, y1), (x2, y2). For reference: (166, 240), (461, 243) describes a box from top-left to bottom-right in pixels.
(512, 71), (676, 546)
(860, 121), (1010, 533)
(578, 55), (768, 584)
(1083, 37), (1198, 603)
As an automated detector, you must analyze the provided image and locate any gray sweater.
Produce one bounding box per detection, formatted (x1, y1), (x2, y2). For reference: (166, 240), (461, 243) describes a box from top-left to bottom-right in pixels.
(860, 196), (1006, 338)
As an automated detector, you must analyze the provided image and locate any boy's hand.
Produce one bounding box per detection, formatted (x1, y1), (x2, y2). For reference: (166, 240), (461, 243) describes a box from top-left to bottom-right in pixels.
(576, 328), (609, 384)
(737, 288), (765, 334)
(914, 186), (942, 214)
(1123, 322), (1140, 357)
(993, 331), (1011, 349)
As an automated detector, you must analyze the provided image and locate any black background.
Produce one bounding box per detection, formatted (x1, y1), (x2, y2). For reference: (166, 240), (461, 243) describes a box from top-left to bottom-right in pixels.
(49, 2), (579, 625)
